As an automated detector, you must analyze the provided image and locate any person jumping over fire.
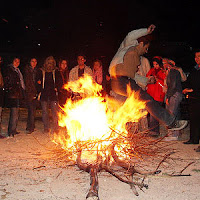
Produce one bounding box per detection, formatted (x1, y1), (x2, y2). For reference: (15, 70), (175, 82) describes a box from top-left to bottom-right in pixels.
(109, 24), (187, 131)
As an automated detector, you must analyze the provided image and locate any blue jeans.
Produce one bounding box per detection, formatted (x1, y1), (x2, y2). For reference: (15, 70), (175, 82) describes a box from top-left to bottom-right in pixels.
(111, 76), (175, 126)
(8, 107), (19, 136)
(41, 100), (59, 131)
(26, 99), (39, 131)
(166, 92), (182, 118)
(166, 92), (183, 137)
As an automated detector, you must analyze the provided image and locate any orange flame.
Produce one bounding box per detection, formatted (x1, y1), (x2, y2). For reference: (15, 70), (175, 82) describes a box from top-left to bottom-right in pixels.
(52, 75), (147, 161)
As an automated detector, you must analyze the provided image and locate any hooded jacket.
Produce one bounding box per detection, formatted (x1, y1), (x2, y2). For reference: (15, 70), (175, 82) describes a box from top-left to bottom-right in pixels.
(35, 56), (62, 101)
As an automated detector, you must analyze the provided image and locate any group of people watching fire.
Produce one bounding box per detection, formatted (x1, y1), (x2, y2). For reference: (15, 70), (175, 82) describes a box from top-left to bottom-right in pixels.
(0, 55), (111, 138)
(0, 24), (200, 152)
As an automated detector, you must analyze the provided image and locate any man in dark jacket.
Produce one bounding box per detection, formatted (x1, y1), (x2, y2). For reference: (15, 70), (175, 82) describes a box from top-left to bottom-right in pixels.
(24, 58), (38, 134)
(4, 57), (25, 137)
(163, 58), (186, 141)
(183, 49), (200, 146)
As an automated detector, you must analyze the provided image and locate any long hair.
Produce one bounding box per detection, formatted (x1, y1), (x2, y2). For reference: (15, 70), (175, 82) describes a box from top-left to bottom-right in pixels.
(43, 56), (56, 72)
(152, 57), (163, 69)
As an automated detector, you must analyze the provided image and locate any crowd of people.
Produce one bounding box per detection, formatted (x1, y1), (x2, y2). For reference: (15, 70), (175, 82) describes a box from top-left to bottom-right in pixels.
(0, 54), (111, 138)
(0, 24), (200, 152)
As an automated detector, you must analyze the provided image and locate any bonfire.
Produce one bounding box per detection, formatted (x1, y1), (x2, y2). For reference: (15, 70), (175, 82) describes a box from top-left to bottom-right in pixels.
(51, 75), (178, 199)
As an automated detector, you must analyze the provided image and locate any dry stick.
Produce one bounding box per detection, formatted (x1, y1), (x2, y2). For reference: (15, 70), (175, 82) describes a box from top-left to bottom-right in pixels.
(56, 171), (63, 179)
(169, 161), (195, 176)
(128, 172), (139, 196)
(103, 166), (148, 190)
(155, 151), (175, 171)
(33, 165), (46, 170)
(179, 161), (195, 174)
(110, 143), (134, 172)
(109, 143), (159, 196)
(110, 143), (160, 175)
(110, 125), (171, 163)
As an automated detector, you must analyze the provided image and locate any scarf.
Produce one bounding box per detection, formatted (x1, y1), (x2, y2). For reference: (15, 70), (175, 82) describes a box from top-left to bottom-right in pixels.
(15, 67), (25, 90)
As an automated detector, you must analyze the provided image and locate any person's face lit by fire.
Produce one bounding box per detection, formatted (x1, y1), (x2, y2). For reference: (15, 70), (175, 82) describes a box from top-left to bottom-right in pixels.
(30, 58), (37, 69)
(77, 56), (86, 69)
(93, 61), (101, 71)
(13, 58), (20, 68)
(59, 60), (67, 71)
(142, 43), (150, 54)
(195, 52), (200, 66)
(138, 42), (150, 55)
(153, 61), (160, 69)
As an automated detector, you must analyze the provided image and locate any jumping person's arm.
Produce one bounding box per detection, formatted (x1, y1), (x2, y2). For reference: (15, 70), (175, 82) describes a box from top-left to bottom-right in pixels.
(122, 24), (156, 48)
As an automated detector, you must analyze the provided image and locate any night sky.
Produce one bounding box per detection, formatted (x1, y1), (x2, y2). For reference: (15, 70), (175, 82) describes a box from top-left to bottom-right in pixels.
(0, 0), (199, 69)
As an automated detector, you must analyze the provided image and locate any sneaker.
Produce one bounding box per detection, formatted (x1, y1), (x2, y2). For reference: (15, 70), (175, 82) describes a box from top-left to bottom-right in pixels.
(168, 120), (188, 131)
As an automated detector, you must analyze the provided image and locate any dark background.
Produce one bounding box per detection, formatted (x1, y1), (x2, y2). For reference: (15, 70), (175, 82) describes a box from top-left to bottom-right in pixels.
(0, 0), (199, 71)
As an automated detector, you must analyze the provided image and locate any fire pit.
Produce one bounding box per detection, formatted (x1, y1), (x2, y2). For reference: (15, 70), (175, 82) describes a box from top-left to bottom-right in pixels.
(52, 75), (166, 199)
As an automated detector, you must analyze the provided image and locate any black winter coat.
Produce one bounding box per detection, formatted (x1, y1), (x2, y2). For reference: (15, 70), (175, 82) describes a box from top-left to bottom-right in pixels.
(23, 65), (37, 101)
(3, 65), (24, 99)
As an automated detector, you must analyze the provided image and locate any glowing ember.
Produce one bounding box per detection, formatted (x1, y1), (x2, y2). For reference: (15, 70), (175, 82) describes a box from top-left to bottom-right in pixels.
(52, 75), (147, 161)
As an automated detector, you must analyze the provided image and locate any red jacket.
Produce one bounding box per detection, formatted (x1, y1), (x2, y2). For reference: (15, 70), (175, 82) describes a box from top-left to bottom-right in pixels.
(146, 68), (166, 102)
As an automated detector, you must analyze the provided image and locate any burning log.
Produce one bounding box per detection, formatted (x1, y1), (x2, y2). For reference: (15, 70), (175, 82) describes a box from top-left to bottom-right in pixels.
(87, 168), (99, 200)
(77, 151), (100, 199)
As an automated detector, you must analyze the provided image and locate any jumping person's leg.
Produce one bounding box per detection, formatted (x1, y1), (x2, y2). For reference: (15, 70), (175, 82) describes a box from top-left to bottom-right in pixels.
(111, 76), (187, 131)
